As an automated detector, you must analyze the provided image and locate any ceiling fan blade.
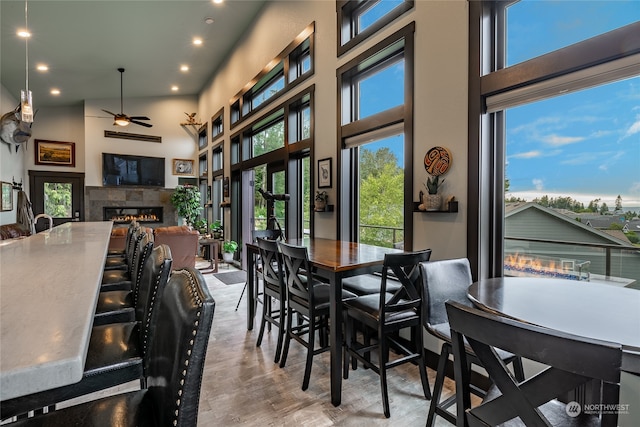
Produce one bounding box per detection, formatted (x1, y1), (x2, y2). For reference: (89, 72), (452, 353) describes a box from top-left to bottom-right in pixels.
(128, 116), (150, 120)
(101, 109), (117, 117)
(130, 120), (153, 128)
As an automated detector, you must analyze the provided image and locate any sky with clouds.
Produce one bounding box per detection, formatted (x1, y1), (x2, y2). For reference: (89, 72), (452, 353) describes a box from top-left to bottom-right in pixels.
(504, 1), (640, 208)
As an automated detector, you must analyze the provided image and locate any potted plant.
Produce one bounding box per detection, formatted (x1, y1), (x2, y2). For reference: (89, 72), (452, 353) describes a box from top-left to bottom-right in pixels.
(222, 240), (238, 263)
(210, 220), (223, 239)
(424, 175), (444, 211)
(193, 218), (208, 235)
(315, 190), (328, 211)
(170, 185), (202, 227)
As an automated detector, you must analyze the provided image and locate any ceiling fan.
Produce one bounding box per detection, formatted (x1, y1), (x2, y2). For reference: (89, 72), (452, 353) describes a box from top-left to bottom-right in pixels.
(102, 68), (152, 128)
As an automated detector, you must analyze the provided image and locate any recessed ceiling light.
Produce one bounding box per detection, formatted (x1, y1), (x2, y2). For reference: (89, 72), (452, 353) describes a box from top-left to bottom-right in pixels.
(37, 64), (49, 71)
(212, 0), (223, 4)
(171, 86), (179, 92)
(192, 37), (203, 46)
(17, 29), (31, 38)
(204, 17), (214, 25)
(50, 89), (60, 95)
(180, 65), (189, 72)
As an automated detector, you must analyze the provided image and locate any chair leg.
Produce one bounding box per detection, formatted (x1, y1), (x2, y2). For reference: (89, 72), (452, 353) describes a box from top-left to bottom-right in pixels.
(279, 308), (293, 369)
(274, 300), (286, 364)
(416, 325), (432, 400)
(426, 344), (450, 427)
(343, 314), (352, 380)
(379, 334), (391, 418)
(234, 282), (247, 311)
(512, 356), (525, 382)
(301, 317), (315, 391)
(256, 294), (269, 347)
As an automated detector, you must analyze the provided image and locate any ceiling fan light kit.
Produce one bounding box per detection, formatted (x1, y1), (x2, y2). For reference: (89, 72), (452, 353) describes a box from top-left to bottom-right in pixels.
(101, 68), (152, 128)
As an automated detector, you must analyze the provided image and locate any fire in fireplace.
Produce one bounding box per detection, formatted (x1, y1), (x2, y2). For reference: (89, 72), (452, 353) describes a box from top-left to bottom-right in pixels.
(103, 207), (163, 224)
(504, 253), (590, 281)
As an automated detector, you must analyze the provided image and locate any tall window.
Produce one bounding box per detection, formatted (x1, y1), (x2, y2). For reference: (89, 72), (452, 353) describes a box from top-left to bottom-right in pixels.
(338, 23), (414, 248)
(470, 0), (640, 284)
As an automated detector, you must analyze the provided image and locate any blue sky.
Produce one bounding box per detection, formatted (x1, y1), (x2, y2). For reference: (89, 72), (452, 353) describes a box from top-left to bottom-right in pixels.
(505, 1), (640, 208)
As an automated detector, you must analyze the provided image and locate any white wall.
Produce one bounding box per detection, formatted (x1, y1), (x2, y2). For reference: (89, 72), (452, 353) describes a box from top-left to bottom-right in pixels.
(0, 85), (24, 225)
(198, 0), (469, 259)
(84, 95), (198, 188)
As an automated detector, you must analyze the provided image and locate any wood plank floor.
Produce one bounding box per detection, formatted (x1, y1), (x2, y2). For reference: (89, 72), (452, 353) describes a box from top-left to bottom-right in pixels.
(195, 263), (457, 426)
(48, 261), (458, 426)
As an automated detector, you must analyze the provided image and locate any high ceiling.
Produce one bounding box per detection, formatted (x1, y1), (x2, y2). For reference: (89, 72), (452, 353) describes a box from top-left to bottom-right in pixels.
(0, 0), (266, 108)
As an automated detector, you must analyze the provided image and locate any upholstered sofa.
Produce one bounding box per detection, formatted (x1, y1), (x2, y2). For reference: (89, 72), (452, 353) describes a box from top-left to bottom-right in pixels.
(153, 225), (199, 271)
(0, 223), (31, 240)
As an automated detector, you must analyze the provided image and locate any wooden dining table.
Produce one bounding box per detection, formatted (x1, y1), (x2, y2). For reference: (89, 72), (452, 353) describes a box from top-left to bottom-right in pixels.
(245, 237), (402, 406)
(0, 222), (112, 401)
(468, 277), (640, 375)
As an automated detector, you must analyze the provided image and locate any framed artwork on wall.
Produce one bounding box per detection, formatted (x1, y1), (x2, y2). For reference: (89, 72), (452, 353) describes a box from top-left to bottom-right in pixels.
(34, 140), (75, 167)
(318, 158), (332, 188)
(1, 182), (13, 211)
(172, 159), (195, 176)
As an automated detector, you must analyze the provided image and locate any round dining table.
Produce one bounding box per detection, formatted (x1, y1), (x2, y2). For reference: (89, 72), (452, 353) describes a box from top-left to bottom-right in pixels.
(467, 277), (640, 374)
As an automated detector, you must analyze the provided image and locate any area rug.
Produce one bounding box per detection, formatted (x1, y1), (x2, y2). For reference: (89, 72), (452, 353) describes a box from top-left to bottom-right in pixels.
(213, 270), (247, 286)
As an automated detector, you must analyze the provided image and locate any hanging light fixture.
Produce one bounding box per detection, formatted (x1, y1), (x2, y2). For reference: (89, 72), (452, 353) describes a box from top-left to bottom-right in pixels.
(20, 0), (34, 123)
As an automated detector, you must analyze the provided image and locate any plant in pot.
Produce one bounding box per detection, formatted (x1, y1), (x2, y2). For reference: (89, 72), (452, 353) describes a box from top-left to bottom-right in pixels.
(210, 220), (223, 239)
(193, 218), (208, 236)
(222, 240), (238, 263)
(170, 185), (202, 227)
(315, 190), (328, 211)
(424, 175), (444, 211)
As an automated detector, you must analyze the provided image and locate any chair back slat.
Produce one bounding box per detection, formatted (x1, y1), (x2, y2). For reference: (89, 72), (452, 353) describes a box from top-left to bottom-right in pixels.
(278, 242), (314, 305)
(146, 268), (215, 427)
(257, 237), (284, 293)
(420, 258), (472, 326)
(380, 250), (432, 317)
(445, 301), (622, 427)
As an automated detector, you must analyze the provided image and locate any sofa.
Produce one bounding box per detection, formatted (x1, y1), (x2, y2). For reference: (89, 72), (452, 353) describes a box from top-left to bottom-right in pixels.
(153, 225), (199, 271)
(0, 223), (31, 240)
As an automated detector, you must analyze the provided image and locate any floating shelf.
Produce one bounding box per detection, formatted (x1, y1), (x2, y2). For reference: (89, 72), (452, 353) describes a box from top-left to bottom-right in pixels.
(412, 201), (458, 213)
(314, 204), (334, 212)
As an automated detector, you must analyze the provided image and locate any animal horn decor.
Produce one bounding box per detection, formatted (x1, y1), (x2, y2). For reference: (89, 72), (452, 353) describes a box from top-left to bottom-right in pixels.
(0, 105), (33, 152)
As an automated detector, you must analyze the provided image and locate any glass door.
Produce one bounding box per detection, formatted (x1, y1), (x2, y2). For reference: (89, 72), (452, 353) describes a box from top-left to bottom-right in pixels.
(28, 171), (85, 232)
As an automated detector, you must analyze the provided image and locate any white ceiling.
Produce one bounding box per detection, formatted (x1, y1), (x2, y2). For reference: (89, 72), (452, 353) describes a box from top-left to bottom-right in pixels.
(0, 0), (266, 108)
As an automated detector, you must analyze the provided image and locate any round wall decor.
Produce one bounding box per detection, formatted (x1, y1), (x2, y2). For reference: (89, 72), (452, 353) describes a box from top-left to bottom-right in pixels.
(424, 146), (452, 176)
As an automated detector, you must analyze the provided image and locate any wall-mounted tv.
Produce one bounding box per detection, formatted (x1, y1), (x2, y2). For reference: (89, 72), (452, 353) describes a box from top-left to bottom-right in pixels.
(102, 153), (165, 187)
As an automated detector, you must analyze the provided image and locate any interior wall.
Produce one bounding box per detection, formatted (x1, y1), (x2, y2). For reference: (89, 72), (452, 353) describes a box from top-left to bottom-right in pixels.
(197, 0), (469, 260)
(0, 85), (22, 225)
(84, 95), (198, 188)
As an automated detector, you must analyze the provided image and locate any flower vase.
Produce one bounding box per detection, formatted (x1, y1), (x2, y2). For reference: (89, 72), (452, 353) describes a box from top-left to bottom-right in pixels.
(424, 194), (442, 211)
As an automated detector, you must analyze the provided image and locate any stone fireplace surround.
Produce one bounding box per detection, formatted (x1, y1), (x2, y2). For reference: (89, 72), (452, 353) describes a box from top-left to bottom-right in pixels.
(85, 186), (177, 229)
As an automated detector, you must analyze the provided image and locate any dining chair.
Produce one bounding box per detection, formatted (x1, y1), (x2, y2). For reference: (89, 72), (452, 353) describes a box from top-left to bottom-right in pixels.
(103, 223), (140, 270)
(445, 300), (622, 427)
(94, 231), (155, 325)
(277, 241), (357, 391)
(420, 258), (524, 427)
(235, 228), (282, 311)
(106, 220), (138, 257)
(101, 227), (146, 291)
(255, 237), (287, 363)
(342, 250), (432, 418)
(0, 244), (173, 420)
(8, 266), (215, 427)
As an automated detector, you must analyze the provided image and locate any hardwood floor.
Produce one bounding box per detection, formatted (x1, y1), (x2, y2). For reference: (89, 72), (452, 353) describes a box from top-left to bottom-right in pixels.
(195, 263), (457, 426)
(37, 261), (457, 426)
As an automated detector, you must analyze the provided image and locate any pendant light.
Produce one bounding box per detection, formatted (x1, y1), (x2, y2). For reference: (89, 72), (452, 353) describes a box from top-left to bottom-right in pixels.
(20, 0), (34, 123)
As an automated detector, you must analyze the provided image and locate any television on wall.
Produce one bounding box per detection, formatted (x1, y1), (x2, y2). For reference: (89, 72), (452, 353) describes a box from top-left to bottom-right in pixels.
(102, 153), (165, 187)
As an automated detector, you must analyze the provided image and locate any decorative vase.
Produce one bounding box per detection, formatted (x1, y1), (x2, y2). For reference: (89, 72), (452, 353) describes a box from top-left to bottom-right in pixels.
(314, 200), (326, 211)
(222, 252), (234, 263)
(424, 194), (442, 211)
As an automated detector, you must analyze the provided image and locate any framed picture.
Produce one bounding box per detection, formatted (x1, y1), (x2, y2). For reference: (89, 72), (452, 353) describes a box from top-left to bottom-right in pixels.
(173, 158), (195, 176)
(34, 140), (75, 167)
(1, 182), (12, 212)
(318, 158), (332, 188)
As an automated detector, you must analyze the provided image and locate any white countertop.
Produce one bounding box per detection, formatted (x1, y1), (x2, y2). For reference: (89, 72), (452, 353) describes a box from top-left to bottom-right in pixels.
(0, 222), (113, 401)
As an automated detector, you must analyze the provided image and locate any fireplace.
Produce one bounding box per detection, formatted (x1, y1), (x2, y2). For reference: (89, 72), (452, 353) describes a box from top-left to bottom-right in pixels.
(103, 207), (163, 224)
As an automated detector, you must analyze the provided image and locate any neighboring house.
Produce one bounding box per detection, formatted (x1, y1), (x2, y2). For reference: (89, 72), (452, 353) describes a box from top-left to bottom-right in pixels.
(505, 202), (639, 287)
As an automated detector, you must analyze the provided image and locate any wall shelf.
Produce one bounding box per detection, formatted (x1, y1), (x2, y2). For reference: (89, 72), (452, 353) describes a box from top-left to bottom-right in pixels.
(412, 201), (458, 213)
(314, 204), (334, 212)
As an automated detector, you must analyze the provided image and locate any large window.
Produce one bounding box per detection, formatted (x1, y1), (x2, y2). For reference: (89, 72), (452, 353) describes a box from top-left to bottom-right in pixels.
(338, 23), (414, 248)
(470, 1), (640, 284)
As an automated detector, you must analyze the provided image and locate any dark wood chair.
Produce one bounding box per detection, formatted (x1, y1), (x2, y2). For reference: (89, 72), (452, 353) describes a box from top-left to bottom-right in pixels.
(445, 300), (622, 427)
(7, 266), (215, 427)
(0, 245), (173, 420)
(420, 258), (524, 426)
(342, 250), (432, 418)
(255, 237), (287, 363)
(94, 231), (155, 325)
(277, 241), (357, 391)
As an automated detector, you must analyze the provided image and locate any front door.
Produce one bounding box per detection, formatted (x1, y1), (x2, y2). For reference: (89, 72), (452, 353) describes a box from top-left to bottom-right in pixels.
(29, 171), (85, 232)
